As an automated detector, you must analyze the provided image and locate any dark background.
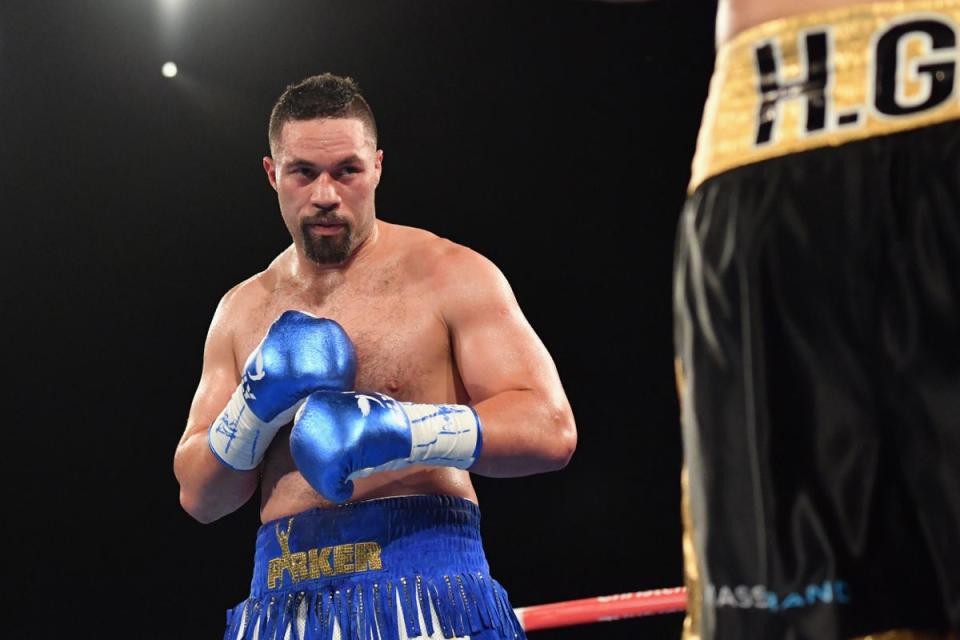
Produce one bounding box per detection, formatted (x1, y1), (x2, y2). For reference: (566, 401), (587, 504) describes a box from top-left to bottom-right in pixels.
(2, 1), (716, 637)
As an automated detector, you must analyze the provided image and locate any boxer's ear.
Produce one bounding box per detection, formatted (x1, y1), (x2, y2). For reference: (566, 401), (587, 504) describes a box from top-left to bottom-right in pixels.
(373, 149), (383, 187)
(263, 156), (278, 191)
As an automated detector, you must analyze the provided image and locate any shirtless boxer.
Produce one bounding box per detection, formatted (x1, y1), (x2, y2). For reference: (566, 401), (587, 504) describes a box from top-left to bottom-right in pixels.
(173, 73), (577, 640)
(675, 1), (960, 638)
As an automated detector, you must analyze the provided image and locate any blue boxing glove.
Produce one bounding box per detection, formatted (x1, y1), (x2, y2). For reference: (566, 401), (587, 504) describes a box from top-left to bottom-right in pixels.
(290, 391), (483, 503)
(208, 310), (356, 471)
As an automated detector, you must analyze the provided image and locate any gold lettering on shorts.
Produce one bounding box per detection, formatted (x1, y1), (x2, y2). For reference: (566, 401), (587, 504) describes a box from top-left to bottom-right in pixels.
(265, 518), (383, 589)
(333, 544), (355, 574)
(354, 542), (383, 572)
(267, 517), (310, 589)
(308, 547), (332, 578)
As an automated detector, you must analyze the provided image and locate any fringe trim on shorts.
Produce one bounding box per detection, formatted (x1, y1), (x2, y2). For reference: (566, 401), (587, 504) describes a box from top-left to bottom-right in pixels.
(225, 571), (523, 640)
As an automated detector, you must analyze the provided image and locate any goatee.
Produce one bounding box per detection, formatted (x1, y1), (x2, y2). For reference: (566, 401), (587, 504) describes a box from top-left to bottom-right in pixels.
(301, 221), (354, 264)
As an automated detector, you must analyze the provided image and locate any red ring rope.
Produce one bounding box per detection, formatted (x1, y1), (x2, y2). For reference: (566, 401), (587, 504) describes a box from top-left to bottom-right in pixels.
(514, 587), (687, 632)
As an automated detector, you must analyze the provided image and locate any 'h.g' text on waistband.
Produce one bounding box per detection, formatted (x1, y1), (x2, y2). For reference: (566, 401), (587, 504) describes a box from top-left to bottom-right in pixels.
(690, 0), (960, 192)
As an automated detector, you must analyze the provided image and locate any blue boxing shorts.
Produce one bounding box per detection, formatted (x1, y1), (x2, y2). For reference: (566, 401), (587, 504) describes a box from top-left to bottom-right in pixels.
(224, 495), (526, 640)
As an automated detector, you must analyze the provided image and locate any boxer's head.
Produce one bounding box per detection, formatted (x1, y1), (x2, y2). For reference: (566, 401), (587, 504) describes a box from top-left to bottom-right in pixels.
(264, 74), (383, 266)
(268, 74), (378, 153)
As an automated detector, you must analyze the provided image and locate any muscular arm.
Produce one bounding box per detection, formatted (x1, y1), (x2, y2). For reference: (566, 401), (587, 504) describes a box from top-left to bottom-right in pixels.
(443, 247), (577, 477)
(173, 291), (259, 524)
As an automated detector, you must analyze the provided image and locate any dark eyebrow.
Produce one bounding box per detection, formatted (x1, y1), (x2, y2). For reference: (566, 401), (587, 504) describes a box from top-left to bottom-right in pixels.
(333, 154), (364, 167)
(287, 155), (364, 169)
(287, 157), (317, 168)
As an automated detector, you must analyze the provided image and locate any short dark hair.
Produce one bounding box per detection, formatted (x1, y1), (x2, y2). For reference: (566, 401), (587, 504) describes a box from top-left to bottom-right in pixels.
(268, 73), (378, 152)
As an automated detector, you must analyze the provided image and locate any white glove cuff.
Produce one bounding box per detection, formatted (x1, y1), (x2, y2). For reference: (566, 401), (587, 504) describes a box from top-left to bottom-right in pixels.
(207, 384), (301, 471)
(401, 402), (481, 469)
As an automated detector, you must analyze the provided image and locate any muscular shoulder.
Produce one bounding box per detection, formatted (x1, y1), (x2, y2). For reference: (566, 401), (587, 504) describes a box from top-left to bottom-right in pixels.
(210, 253), (288, 338)
(387, 225), (514, 331)
(432, 241), (506, 300)
(218, 272), (272, 320)
(385, 222), (506, 296)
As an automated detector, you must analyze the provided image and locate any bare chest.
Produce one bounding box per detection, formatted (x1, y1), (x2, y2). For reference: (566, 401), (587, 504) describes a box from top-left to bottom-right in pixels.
(234, 280), (453, 402)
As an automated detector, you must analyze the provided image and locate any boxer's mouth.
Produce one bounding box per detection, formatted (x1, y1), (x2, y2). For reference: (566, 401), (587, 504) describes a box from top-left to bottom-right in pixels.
(304, 216), (347, 233)
(306, 222), (346, 236)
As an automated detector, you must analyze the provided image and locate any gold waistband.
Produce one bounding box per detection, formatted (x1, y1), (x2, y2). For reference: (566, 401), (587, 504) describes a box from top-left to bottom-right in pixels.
(689, 0), (960, 193)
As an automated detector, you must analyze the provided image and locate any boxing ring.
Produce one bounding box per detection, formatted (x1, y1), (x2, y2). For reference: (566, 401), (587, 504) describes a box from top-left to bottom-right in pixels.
(514, 586), (686, 632)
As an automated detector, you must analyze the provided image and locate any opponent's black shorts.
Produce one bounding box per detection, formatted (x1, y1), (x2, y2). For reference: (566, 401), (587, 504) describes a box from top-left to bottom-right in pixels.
(674, 3), (960, 638)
